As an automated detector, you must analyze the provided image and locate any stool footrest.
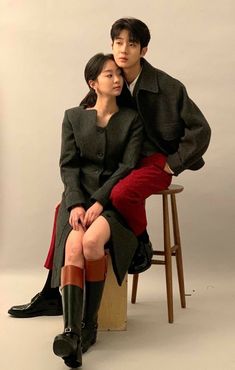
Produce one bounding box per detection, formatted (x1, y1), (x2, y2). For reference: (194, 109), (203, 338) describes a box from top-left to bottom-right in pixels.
(152, 260), (165, 265)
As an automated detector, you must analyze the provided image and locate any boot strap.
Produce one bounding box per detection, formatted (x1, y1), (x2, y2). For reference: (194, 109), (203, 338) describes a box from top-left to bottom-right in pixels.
(85, 255), (107, 282)
(64, 327), (80, 337)
(61, 265), (84, 289)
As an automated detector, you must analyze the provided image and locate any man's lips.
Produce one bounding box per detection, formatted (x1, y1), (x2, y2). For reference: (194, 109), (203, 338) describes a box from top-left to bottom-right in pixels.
(118, 57), (128, 62)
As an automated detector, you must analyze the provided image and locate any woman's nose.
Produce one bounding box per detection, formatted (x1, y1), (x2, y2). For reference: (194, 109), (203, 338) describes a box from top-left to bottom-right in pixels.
(114, 74), (122, 83)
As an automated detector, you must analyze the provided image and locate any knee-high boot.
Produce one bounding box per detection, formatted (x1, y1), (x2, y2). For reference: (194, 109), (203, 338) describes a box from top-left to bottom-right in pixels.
(53, 265), (84, 368)
(81, 255), (107, 353)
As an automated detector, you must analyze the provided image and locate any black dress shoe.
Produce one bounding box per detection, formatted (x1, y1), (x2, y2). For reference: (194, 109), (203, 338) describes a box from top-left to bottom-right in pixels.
(128, 240), (154, 274)
(8, 292), (63, 318)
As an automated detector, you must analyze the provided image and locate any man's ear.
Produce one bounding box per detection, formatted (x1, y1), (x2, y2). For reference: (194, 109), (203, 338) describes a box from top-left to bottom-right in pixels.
(140, 47), (148, 58)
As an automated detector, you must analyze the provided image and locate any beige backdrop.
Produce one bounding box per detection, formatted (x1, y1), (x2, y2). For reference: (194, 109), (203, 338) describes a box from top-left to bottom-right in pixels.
(1, 0), (234, 281)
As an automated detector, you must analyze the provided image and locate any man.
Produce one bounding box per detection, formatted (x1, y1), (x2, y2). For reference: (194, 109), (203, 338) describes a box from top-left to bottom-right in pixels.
(8, 18), (211, 318)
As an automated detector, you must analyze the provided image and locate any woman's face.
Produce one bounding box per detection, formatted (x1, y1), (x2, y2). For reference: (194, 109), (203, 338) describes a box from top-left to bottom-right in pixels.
(90, 60), (123, 97)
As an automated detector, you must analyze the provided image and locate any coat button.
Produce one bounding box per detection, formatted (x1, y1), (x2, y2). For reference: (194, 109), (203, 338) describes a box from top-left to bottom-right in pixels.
(97, 152), (104, 158)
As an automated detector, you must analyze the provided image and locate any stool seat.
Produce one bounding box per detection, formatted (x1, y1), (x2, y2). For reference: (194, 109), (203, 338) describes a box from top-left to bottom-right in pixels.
(131, 183), (186, 323)
(155, 184), (184, 195)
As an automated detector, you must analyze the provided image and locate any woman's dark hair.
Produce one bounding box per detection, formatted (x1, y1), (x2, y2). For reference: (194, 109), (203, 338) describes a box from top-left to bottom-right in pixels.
(110, 17), (151, 49)
(80, 53), (115, 107)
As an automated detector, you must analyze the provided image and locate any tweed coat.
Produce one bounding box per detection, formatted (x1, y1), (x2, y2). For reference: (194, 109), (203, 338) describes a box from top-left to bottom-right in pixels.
(117, 58), (211, 176)
(51, 106), (143, 287)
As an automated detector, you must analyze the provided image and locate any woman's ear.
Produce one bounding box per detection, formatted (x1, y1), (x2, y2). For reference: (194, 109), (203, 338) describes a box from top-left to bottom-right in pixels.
(88, 80), (96, 90)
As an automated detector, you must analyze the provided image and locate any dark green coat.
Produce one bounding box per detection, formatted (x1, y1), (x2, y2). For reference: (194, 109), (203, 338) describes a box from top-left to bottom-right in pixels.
(51, 106), (143, 287)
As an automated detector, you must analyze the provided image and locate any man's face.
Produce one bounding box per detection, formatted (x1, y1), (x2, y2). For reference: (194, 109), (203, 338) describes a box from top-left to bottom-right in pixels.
(112, 29), (147, 70)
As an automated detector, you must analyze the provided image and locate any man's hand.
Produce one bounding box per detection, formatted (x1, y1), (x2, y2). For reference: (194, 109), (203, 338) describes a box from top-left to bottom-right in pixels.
(84, 202), (103, 227)
(69, 206), (86, 231)
(164, 162), (173, 175)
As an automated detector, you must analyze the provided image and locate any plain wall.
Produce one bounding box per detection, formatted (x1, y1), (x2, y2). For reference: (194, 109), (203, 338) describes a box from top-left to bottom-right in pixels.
(1, 0), (234, 279)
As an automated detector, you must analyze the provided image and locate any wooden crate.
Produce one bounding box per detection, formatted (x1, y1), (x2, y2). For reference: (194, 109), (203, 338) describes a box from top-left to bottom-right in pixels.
(98, 254), (127, 331)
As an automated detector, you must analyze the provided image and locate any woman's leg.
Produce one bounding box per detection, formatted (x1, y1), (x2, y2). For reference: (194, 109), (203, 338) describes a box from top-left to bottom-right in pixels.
(64, 226), (85, 268)
(53, 225), (85, 369)
(82, 215), (110, 260)
(81, 216), (110, 353)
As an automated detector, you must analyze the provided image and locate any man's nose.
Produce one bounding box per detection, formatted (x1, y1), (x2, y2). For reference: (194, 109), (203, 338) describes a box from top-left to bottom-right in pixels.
(120, 43), (128, 53)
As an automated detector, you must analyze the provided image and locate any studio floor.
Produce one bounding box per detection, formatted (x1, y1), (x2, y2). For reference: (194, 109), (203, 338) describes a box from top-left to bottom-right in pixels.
(1, 267), (235, 370)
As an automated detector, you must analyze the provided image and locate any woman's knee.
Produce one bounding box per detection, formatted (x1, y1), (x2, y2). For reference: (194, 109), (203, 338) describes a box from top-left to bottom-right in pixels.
(65, 233), (84, 267)
(82, 234), (104, 260)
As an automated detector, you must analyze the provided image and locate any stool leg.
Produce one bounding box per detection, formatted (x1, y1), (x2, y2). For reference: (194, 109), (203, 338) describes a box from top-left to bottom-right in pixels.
(131, 274), (139, 303)
(171, 194), (186, 309)
(163, 194), (174, 323)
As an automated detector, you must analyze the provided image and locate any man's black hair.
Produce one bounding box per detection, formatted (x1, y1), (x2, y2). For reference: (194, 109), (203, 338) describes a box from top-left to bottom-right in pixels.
(110, 17), (151, 49)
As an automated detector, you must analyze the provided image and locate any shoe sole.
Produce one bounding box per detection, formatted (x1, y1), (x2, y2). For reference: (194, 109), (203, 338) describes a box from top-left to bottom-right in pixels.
(64, 355), (82, 368)
(53, 337), (82, 368)
(53, 337), (74, 357)
(8, 309), (63, 318)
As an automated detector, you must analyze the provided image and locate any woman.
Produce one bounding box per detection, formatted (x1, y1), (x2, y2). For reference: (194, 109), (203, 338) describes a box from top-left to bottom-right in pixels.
(52, 53), (143, 368)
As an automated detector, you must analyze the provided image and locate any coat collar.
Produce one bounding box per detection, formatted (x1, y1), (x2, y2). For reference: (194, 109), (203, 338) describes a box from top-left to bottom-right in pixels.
(136, 58), (159, 94)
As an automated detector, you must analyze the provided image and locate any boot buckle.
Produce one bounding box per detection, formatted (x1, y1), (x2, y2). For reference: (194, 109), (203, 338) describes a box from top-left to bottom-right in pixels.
(64, 327), (72, 333)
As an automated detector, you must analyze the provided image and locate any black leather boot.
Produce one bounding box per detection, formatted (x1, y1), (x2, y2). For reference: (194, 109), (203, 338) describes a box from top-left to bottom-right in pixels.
(53, 265), (84, 368)
(82, 256), (107, 354)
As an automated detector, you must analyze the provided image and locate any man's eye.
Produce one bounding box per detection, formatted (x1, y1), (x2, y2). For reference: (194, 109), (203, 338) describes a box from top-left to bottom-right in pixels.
(106, 74), (112, 78)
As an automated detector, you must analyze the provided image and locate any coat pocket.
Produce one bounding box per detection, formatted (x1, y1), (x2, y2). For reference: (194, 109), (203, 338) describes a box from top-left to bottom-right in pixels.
(157, 121), (184, 141)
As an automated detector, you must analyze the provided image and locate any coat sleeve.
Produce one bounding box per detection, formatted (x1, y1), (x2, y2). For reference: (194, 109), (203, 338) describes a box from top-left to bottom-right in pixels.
(91, 114), (143, 206)
(60, 110), (86, 210)
(167, 85), (211, 176)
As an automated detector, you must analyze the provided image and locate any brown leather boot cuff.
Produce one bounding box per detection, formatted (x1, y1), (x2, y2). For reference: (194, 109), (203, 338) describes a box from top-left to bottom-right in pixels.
(85, 255), (107, 282)
(61, 265), (84, 289)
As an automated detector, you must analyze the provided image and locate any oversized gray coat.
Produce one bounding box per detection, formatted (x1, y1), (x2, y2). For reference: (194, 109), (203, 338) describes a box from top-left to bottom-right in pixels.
(117, 58), (211, 175)
(51, 106), (143, 287)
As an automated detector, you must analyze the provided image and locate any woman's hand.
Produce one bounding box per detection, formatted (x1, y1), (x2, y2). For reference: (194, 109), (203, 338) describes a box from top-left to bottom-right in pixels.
(84, 201), (103, 227)
(69, 206), (86, 231)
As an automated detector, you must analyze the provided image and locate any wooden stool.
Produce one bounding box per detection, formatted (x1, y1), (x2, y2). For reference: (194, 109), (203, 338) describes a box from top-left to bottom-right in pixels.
(131, 184), (186, 323)
(98, 254), (127, 331)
